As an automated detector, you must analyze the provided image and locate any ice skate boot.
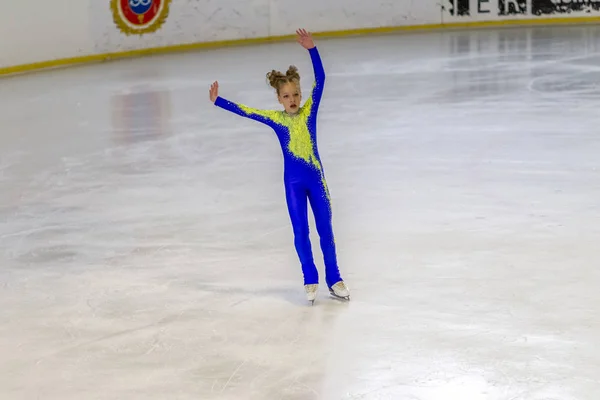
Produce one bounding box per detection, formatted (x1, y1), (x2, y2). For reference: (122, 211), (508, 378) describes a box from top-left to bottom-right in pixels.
(329, 281), (350, 301)
(305, 284), (318, 305)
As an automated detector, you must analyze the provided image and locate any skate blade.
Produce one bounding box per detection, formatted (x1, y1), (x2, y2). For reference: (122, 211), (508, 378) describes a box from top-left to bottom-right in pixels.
(329, 291), (350, 301)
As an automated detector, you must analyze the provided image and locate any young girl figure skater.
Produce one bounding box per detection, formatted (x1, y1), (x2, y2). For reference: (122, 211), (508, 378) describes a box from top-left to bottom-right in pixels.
(209, 29), (349, 303)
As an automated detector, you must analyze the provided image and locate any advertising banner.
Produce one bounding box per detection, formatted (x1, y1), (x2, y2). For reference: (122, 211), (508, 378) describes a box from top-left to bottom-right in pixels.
(446, 0), (600, 18)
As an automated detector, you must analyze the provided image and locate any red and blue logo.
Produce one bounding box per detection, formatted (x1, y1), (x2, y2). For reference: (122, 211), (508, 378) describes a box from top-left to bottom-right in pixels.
(111, 0), (172, 35)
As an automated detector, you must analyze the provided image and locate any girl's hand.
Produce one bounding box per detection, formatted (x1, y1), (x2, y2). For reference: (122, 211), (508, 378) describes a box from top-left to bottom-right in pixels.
(209, 81), (219, 103)
(296, 29), (315, 49)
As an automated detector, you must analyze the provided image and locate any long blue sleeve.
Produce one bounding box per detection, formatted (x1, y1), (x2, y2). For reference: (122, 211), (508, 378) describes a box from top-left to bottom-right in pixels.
(214, 96), (279, 128)
(307, 46), (326, 110)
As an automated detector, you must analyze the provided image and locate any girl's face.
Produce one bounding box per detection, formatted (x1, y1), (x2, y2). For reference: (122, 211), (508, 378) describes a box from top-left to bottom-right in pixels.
(278, 82), (302, 114)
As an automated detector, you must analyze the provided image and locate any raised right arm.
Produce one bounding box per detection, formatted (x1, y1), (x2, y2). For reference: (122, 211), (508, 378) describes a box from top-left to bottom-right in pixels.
(214, 96), (278, 128)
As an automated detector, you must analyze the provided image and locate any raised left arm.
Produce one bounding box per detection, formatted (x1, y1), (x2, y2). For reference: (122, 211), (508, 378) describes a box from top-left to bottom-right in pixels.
(308, 46), (325, 106)
(296, 29), (326, 110)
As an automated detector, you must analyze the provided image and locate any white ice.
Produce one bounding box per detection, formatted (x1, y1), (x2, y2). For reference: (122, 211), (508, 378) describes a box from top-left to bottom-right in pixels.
(2, 25), (600, 399)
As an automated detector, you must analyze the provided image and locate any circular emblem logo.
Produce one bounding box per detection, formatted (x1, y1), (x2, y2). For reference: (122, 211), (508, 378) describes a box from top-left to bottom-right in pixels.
(111, 0), (172, 35)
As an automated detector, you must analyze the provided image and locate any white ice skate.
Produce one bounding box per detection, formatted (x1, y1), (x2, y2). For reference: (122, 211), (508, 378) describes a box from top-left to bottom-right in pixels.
(305, 284), (318, 305)
(329, 281), (350, 301)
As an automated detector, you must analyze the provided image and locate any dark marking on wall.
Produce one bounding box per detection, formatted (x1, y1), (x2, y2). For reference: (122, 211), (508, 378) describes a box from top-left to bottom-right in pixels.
(532, 0), (600, 15)
(478, 0), (491, 13)
(448, 0), (470, 16)
(499, 0), (527, 15)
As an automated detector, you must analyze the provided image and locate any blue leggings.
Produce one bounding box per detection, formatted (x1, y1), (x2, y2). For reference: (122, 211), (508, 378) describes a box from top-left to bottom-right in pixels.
(284, 175), (342, 288)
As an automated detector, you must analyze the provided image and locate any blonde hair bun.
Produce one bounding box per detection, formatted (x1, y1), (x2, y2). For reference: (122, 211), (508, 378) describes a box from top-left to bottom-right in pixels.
(266, 65), (300, 94)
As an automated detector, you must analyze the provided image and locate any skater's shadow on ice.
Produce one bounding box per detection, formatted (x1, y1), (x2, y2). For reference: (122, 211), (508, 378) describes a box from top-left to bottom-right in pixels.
(189, 282), (298, 305)
(191, 282), (346, 307)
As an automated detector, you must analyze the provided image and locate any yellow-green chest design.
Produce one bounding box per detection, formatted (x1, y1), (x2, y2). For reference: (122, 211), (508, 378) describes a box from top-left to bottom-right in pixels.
(237, 99), (330, 201)
(281, 111), (323, 173)
(239, 100), (322, 173)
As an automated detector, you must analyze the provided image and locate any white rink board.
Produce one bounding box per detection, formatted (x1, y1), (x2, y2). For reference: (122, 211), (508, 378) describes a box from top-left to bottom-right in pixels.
(2, 0), (600, 70)
(89, 0), (435, 55)
(0, 0), (91, 68)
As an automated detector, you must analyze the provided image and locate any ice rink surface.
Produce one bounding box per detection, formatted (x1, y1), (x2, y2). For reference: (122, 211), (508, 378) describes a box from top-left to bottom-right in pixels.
(2, 24), (600, 399)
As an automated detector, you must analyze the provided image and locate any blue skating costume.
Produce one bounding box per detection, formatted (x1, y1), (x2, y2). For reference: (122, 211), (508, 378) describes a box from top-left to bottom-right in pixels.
(214, 46), (343, 289)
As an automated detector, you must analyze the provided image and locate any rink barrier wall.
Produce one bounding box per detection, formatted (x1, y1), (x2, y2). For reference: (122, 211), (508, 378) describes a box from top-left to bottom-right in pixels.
(3, 13), (600, 77)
